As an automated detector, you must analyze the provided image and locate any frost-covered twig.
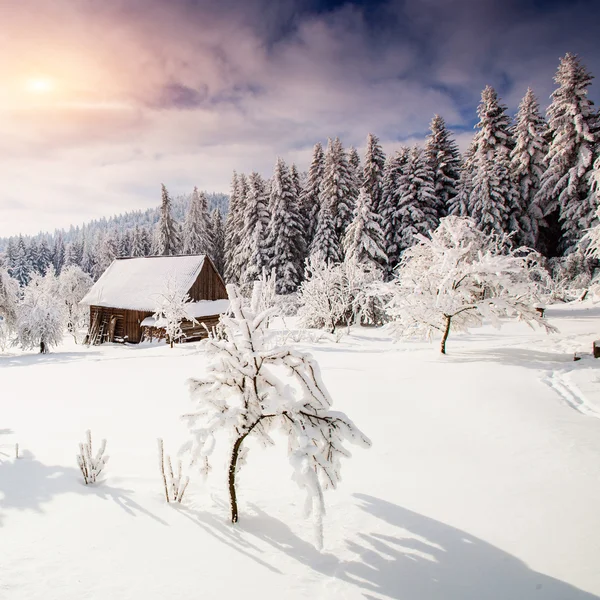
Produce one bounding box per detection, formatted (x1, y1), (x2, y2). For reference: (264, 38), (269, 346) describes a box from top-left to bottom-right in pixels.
(158, 438), (189, 503)
(76, 430), (108, 484)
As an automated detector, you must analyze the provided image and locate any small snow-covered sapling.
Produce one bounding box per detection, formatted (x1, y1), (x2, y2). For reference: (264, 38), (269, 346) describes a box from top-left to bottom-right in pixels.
(158, 438), (189, 503)
(76, 430), (109, 484)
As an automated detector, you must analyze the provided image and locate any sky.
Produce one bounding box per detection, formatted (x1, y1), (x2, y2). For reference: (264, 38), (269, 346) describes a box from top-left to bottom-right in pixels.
(1, 0), (599, 237)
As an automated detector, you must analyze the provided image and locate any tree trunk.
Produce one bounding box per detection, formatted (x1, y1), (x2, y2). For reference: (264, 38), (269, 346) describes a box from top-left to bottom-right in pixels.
(441, 315), (451, 355)
(228, 435), (245, 523)
(40, 340), (47, 354)
(170, 338), (174, 349)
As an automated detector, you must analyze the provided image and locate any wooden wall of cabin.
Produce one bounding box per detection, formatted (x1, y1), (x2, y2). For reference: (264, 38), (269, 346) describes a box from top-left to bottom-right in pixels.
(188, 258), (228, 301)
(89, 306), (153, 343)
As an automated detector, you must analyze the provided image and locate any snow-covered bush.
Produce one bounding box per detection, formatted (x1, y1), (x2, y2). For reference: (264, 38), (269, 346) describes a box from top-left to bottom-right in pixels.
(16, 269), (66, 353)
(158, 438), (189, 503)
(547, 251), (594, 302)
(58, 265), (93, 343)
(153, 278), (194, 348)
(77, 430), (109, 485)
(0, 269), (19, 351)
(384, 216), (555, 354)
(298, 254), (383, 333)
(182, 285), (370, 548)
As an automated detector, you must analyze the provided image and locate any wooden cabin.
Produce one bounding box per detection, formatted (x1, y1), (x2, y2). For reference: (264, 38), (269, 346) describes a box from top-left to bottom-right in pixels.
(80, 255), (228, 345)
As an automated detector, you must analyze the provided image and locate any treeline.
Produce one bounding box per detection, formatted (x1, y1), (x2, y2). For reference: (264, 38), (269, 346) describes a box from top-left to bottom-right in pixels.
(222, 52), (599, 294)
(0, 192), (228, 284)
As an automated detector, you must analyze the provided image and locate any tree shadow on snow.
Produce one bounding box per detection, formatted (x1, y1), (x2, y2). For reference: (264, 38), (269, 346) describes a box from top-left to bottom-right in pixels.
(0, 351), (102, 369)
(0, 450), (166, 527)
(192, 495), (598, 600)
(444, 347), (575, 369)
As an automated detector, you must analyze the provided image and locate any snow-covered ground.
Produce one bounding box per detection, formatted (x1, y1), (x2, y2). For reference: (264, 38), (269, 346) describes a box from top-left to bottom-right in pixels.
(1, 302), (600, 600)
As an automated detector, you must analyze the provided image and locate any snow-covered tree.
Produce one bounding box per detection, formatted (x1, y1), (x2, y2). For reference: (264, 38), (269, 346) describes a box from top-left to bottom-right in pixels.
(10, 236), (32, 286)
(510, 89), (548, 249)
(536, 53), (598, 256)
(58, 265), (93, 342)
(343, 188), (387, 269)
(380, 148), (409, 273)
(301, 142), (325, 247)
(0, 269), (19, 350)
(395, 146), (440, 252)
(265, 158), (306, 294)
(182, 284), (370, 546)
(362, 133), (386, 217)
(310, 198), (342, 264)
(52, 234), (65, 275)
(16, 269), (66, 353)
(224, 173), (247, 283)
(95, 230), (118, 278)
(320, 138), (355, 239)
(130, 225), (146, 257)
(383, 217), (554, 354)
(239, 172), (270, 285)
(210, 208), (225, 276)
(183, 187), (212, 255)
(154, 184), (181, 256)
(462, 86), (517, 237)
(298, 254), (382, 332)
(424, 115), (461, 218)
(152, 279), (194, 348)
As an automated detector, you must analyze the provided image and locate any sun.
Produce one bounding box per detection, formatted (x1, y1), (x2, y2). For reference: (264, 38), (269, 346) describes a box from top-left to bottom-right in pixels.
(25, 77), (55, 94)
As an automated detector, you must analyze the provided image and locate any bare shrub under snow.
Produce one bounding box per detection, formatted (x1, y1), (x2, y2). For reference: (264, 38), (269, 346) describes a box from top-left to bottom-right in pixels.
(182, 284), (370, 548)
(76, 430), (109, 485)
(158, 438), (189, 503)
(383, 216), (556, 354)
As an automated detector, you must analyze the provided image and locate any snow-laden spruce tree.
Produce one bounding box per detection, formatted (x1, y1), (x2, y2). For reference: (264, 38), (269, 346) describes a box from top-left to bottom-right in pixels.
(380, 148), (409, 273)
(462, 86), (518, 237)
(320, 138), (355, 240)
(362, 133), (386, 216)
(509, 88), (548, 249)
(265, 158), (306, 294)
(310, 198), (342, 264)
(224, 172), (247, 283)
(239, 172), (270, 285)
(301, 142), (325, 248)
(16, 268), (66, 353)
(343, 188), (387, 269)
(153, 279), (194, 348)
(183, 187), (212, 255)
(424, 115), (462, 218)
(210, 208), (226, 276)
(58, 265), (93, 342)
(396, 146), (440, 253)
(52, 234), (65, 275)
(182, 284), (370, 546)
(154, 184), (181, 256)
(384, 216), (555, 354)
(10, 236), (32, 287)
(347, 146), (361, 218)
(536, 53), (598, 256)
(130, 225), (147, 257)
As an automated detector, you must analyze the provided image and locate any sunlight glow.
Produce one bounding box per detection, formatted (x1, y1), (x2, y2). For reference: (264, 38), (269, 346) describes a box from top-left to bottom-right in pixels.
(25, 77), (55, 94)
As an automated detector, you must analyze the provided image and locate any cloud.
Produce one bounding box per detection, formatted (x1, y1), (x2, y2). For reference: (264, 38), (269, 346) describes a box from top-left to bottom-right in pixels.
(0, 0), (598, 236)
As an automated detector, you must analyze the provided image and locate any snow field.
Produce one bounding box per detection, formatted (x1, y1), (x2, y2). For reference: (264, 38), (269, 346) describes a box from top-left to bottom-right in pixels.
(1, 304), (600, 599)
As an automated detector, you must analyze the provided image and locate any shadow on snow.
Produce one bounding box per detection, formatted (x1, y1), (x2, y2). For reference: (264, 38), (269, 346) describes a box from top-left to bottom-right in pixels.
(0, 450), (167, 527)
(179, 493), (599, 600)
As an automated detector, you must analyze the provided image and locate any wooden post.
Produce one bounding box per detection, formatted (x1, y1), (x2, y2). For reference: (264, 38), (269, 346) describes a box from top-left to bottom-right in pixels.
(593, 341), (600, 359)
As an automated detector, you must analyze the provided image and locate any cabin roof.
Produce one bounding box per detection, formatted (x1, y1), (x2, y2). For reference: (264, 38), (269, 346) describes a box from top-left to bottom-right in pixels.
(80, 255), (208, 311)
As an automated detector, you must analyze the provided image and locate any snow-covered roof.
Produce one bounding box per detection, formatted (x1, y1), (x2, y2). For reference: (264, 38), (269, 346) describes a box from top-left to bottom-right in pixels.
(140, 299), (230, 327)
(80, 255), (207, 311)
